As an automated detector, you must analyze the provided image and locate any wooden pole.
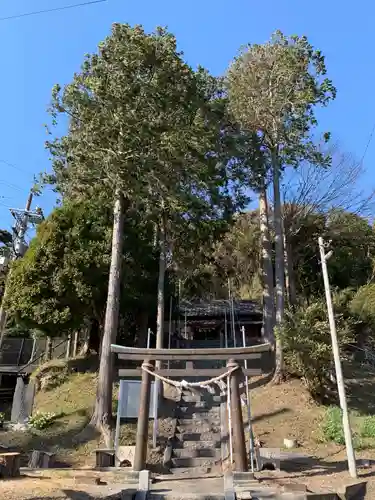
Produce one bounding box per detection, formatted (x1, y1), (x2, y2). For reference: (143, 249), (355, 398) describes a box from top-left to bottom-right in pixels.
(133, 359), (154, 471)
(318, 237), (357, 478)
(227, 359), (248, 472)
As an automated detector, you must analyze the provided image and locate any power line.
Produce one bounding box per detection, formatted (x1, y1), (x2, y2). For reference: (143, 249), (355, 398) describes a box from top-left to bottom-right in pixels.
(0, 180), (25, 193)
(0, 0), (107, 21)
(359, 121), (375, 165)
(0, 159), (30, 176)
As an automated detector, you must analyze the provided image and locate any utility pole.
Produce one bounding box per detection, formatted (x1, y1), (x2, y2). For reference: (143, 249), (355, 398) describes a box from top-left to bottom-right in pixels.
(0, 191), (44, 348)
(318, 236), (357, 478)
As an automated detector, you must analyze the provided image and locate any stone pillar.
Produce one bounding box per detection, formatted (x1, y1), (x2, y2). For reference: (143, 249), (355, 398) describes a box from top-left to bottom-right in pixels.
(11, 377), (26, 423)
(11, 377), (35, 424)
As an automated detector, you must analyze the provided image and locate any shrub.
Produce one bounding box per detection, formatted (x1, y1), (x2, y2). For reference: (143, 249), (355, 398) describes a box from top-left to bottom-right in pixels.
(278, 292), (358, 401)
(28, 411), (59, 430)
(0, 412), (5, 423)
(320, 406), (345, 444)
(360, 416), (375, 438)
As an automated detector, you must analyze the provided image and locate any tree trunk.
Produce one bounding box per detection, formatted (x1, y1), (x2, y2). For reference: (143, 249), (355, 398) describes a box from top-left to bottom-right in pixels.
(72, 331), (79, 357)
(137, 310), (149, 347)
(65, 333), (72, 360)
(272, 154), (285, 384)
(45, 337), (52, 362)
(283, 230), (297, 307)
(259, 187), (275, 343)
(89, 318), (101, 354)
(90, 191), (125, 445)
(156, 214), (167, 352)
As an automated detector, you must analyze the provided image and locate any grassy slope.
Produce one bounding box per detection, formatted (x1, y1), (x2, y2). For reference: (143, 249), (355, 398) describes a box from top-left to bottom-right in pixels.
(1, 373), (137, 467)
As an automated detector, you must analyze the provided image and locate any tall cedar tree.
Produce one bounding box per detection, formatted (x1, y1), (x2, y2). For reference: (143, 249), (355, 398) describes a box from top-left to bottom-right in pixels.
(46, 25), (249, 438)
(227, 31), (336, 381)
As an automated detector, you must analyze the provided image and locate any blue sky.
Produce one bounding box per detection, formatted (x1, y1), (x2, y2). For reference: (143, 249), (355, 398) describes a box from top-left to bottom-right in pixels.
(0, 0), (373, 236)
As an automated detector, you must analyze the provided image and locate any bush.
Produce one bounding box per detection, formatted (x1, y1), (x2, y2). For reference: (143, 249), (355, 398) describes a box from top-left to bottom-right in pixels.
(28, 411), (59, 430)
(279, 292), (358, 401)
(360, 416), (375, 438)
(320, 406), (345, 444)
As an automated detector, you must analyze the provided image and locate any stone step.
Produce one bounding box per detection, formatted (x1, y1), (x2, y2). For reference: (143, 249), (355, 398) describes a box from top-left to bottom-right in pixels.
(181, 394), (221, 403)
(176, 424), (221, 434)
(172, 447), (220, 459)
(179, 400), (209, 409)
(148, 495), (224, 500)
(165, 466), (216, 477)
(171, 457), (218, 469)
(176, 410), (220, 419)
(149, 476), (225, 500)
(177, 417), (221, 426)
(174, 440), (221, 449)
(175, 432), (220, 441)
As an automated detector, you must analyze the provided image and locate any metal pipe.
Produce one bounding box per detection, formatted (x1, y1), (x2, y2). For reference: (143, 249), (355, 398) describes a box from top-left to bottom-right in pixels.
(224, 310), (228, 349)
(242, 325), (255, 473)
(168, 297), (172, 350)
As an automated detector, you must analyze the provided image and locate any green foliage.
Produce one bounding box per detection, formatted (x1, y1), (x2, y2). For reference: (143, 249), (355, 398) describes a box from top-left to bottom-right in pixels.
(45, 24), (254, 315)
(4, 198), (159, 337)
(227, 30), (336, 170)
(28, 411), (60, 430)
(0, 229), (12, 256)
(360, 415), (375, 438)
(351, 284), (375, 327)
(46, 24), (247, 230)
(279, 291), (358, 401)
(0, 412), (5, 423)
(320, 406), (346, 445)
(180, 211), (261, 299)
(5, 200), (111, 335)
(325, 210), (375, 290)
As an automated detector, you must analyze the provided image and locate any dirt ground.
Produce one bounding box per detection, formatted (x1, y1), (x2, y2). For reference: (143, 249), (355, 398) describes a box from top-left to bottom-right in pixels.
(0, 470), (135, 500)
(246, 367), (375, 498)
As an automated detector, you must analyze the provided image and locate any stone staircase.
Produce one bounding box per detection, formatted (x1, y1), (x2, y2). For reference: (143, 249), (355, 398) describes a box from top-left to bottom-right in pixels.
(169, 390), (222, 476)
(167, 337), (224, 477)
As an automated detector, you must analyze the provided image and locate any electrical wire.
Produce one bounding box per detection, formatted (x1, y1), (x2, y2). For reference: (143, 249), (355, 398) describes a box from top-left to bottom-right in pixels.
(0, 159), (31, 176)
(0, 180), (26, 193)
(0, 0), (107, 21)
(359, 121), (375, 166)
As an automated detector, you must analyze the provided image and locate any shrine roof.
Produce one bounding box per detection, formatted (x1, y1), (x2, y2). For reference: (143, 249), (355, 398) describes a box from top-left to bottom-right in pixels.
(178, 299), (262, 318)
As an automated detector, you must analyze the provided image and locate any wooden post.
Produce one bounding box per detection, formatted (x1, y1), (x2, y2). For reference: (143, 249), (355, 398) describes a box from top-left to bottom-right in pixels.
(133, 359), (154, 471)
(0, 452), (20, 477)
(227, 359), (248, 472)
(28, 450), (56, 468)
(95, 449), (115, 468)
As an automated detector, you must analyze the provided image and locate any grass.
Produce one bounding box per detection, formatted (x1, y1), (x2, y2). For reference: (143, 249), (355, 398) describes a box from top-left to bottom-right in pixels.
(316, 405), (375, 450)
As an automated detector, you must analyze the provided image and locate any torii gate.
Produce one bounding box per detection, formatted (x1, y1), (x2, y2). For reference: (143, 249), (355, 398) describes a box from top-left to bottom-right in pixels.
(111, 343), (274, 473)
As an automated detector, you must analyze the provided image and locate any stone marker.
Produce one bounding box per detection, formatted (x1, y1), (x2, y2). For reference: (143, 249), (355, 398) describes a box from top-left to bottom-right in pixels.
(116, 446), (135, 467)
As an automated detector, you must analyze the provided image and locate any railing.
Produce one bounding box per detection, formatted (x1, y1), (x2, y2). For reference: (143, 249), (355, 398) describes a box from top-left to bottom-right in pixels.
(111, 343), (274, 473)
